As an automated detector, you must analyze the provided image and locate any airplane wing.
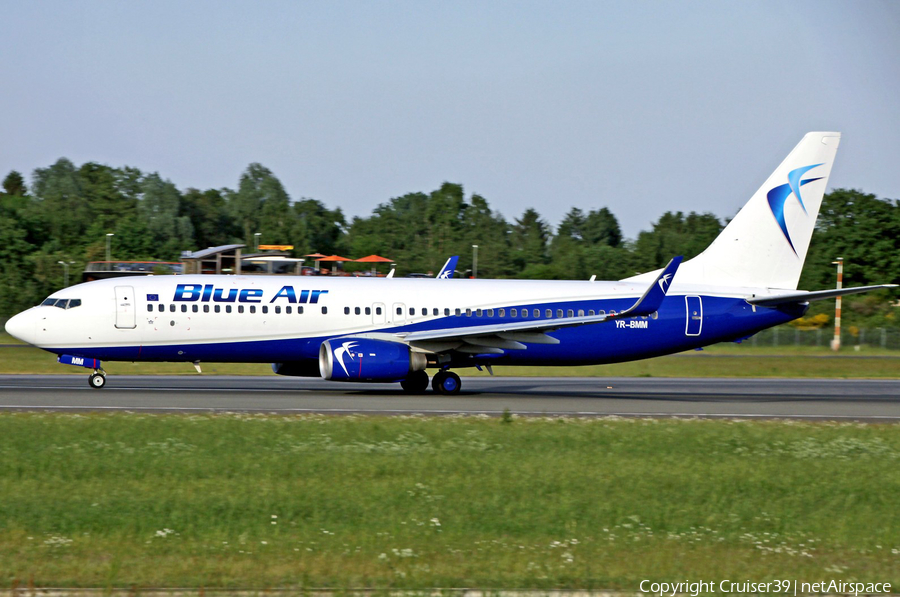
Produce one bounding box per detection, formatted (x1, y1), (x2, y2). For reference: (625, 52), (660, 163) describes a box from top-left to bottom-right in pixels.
(436, 256), (459, 279)
(399, 256), (682, 353)
(748, 284), (898, 307)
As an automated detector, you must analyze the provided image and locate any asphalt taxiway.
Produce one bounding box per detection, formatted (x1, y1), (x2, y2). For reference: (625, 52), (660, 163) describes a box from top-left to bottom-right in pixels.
(0, 375), (898, 420)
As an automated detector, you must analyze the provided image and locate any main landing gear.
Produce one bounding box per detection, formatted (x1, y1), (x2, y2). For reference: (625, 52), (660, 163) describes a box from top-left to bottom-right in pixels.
(431, 370), (461, 395)
(400, 370), (429, 393)
(89, 369), (107, 389)
(400, 369), (462, 395)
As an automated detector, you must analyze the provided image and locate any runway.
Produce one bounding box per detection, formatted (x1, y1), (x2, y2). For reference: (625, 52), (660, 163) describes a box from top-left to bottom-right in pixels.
(0, 375), (898, 420)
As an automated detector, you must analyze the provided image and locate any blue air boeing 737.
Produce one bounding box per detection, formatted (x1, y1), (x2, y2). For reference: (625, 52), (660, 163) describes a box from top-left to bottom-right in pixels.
(5, 132), (896, 393)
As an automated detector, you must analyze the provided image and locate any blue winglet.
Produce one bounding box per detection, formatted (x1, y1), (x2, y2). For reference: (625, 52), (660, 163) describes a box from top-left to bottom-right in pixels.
(436, 256), (459, 279)
(616, 256), (682, 318)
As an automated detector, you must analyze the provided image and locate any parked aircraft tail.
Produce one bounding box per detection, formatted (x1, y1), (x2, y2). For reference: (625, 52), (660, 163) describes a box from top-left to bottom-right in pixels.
(628, 132), (841, 290)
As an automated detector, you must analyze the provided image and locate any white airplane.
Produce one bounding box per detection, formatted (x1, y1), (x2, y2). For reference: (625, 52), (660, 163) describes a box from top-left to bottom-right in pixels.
(5, 132), (896, 393)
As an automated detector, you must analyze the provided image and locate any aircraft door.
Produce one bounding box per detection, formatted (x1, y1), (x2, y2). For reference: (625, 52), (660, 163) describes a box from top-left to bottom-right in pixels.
(372, 302), (386, 325)
(392, 302), (406, 324)
(685, 296), (702, 336)
(115, 285), (137, 329)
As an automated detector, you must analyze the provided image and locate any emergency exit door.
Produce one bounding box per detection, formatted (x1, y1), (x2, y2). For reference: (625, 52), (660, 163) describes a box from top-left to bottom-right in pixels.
(685, 295), (702, 336)
(115, 286), (136, 329)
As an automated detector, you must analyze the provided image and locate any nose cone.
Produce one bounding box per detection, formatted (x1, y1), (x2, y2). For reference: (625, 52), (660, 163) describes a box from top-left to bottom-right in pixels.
(5, 310), (36, 345)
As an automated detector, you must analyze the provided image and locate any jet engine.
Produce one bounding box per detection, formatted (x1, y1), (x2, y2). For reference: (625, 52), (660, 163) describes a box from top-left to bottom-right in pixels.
(319, 338), (427, 382)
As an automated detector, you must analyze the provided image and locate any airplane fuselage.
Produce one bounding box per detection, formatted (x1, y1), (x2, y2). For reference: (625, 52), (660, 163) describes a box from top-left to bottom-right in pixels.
(12, 274), (801, 369)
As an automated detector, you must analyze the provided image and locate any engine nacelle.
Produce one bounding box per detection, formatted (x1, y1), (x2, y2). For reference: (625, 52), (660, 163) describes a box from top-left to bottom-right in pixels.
(319, 338), (427, 382)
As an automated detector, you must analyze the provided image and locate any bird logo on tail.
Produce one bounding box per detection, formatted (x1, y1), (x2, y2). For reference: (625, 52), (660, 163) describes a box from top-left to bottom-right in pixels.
(766, 164), (823, 254)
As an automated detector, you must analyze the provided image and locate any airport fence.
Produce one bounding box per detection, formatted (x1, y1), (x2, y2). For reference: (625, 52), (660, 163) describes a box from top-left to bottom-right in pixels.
(750, 325), (900, 350)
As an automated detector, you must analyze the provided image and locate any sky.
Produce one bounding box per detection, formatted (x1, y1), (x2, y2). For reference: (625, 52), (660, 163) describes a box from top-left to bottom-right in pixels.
(2, 1), (899, 239)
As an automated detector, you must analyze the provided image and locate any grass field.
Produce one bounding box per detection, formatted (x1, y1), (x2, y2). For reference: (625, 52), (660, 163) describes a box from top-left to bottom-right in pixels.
(2, 332), (899, 378)
(2, 413), (900, 589)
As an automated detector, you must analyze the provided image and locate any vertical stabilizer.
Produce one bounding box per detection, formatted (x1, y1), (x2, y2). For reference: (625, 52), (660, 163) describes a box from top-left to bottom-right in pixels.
(632, 132), (840, 290)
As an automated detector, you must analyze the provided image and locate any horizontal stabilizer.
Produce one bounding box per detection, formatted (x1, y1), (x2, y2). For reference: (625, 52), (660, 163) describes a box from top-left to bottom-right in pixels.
(748, 284), (898, 307)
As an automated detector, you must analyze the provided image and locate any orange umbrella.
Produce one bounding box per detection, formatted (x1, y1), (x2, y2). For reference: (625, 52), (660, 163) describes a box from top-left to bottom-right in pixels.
(318, 255), (353, 262)
(354, 255), (394, 263)
(304, 253), (328, 259)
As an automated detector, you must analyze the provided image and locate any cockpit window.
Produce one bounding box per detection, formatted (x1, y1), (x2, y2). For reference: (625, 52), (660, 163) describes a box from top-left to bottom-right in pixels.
(40, 298), (81, 309)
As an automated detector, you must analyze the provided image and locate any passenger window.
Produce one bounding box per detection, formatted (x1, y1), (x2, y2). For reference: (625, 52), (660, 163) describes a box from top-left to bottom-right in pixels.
(444, 308), (450, 316)
(365, 307), (371, 315)
(396, 307), (402, 315)
(499, 309), (505, 317)
(433, 308), (439, 316)
(262, 306), (268, 314)
(598, 310), (606, 316)
(299, 306), (304, 314)
(567, 309), (574, 317)
(250, 306), (256, 314)
(609, 310), (617, 316)
(546, 309), (552, 318)
(181, 305), (187, 313)
(275, 306), (281, 314)
(533, 309), (540, 318)
(589, 310), (595, 316)
(557, 309), (563, 318)
(650, 311), (659, 320)
(192, 305), (199, 313)
(455, 308), (461, 316)
(355, 307), (361, 315)
(227, 305), (233, 313)
(373, 307), (379, 315)
(466, 308), (472, 317)
(203, 305), (210, 313)
(511, 308), (517, 317)
(476, 309), (483, 317)
(344, 307), (350, 315)
(321, 306), (328, 314)
(214, 305), (221, 313)
(238, 305), (244, 314)
(487, 309), (494, 317)
(578, 309), (584, 317)
(410, 308), (416, 316)
(286, 306), (292, 314)
(170, 304), (176, 312)
(147, 305), (153, 312)
(158, 304), (164, 312)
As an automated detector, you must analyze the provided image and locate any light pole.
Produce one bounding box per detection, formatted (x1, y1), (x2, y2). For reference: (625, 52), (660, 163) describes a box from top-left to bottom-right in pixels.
(57, 261), (71, 287)
(254, 232), (262, 252)
(472, 244), (478, 279)
(105, 233), (114, 263)
(831, 257), (843, 351)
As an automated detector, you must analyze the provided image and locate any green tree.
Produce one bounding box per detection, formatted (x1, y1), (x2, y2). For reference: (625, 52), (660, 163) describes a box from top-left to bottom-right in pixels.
(511, 208), (551, 276)
(1, 171), (27, 197)
(182, 188), (239, 249)
(230, 163), (293, 248)
(632, 211), (722, 271)
(137, 173), (194, 260)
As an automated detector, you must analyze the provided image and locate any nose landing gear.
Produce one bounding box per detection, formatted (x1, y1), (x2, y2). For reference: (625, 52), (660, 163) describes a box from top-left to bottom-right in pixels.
(89, 370), (107, 389)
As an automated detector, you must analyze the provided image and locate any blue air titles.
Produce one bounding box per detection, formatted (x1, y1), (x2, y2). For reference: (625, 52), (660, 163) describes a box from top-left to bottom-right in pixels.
(173, 284), (328, 304)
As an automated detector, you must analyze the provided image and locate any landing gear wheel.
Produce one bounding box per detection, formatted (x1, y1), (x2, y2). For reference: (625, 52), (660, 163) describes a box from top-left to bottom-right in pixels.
(433, 371), (461, 395)
(89, 372), (106, 389)
(400, 370), (429, 393)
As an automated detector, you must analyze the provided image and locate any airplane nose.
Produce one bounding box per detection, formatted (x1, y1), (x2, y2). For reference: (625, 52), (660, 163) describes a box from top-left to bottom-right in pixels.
(5, 310), (36, 345)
